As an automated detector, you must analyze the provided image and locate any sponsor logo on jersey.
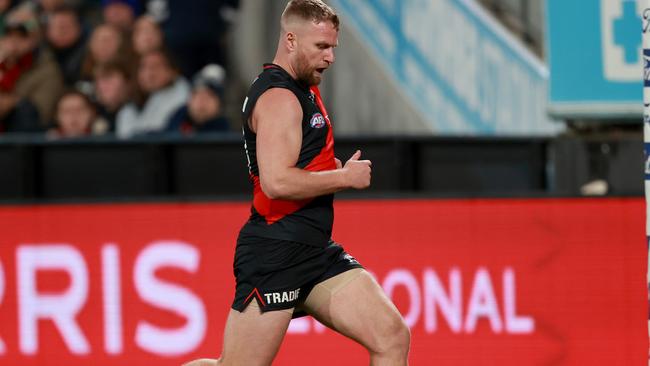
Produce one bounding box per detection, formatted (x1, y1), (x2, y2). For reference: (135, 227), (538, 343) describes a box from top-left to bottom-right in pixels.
(310, 113), (326, 129)
(264, 288), (301, 304)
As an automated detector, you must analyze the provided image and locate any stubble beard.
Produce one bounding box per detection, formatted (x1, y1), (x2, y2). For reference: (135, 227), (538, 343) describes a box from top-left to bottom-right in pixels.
(295, 51), (321, 86)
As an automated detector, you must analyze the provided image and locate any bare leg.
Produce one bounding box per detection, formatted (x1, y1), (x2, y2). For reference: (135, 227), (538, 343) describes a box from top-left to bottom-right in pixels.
(182, 359), (218, 366)
(304, 270), (410, 365)
(184, 302), (293, 366)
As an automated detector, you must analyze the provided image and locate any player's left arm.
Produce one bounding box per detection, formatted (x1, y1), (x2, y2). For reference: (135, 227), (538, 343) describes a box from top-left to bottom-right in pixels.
(254, 88), (370, 200)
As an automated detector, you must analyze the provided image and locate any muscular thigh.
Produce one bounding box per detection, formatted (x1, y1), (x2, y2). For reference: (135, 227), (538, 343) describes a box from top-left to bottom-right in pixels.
(219, 301), (293, 366)
(302, 270), (404, 349)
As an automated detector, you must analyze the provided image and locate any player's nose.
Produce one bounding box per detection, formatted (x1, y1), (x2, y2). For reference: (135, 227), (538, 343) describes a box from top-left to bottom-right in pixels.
(324, 48), (335, 64)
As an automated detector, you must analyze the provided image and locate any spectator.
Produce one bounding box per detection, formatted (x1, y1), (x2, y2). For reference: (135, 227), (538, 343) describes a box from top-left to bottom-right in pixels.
(0, 93), (42, 133)
(166, 64), (229, 134)
(102, 0), (142, 32)
(80, 23), (132, 80)
(46, 6), (87, 86)
(116, 48), (189, 138)
(132, 14), (162, 56)
(37, 0), (67, 14)
(0, 4), (64, 125)
(48, 89), (108, 138)
(145, 0), (240, 78)
(0, 0), (18, 37)
(36, 0), (100, 28)
(34, 0), (65, 24)
(93, 60), (132, 131)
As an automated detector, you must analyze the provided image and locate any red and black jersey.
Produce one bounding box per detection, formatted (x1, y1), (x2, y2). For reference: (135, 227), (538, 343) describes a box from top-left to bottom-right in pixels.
(239, 63), (336, 247)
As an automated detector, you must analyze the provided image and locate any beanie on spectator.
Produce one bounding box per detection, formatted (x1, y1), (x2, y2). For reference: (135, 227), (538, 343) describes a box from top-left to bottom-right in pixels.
(192, 64), (225, 98)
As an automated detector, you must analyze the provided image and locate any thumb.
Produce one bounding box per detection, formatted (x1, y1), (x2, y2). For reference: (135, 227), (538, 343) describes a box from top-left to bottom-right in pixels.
(349, 150), (361, 161)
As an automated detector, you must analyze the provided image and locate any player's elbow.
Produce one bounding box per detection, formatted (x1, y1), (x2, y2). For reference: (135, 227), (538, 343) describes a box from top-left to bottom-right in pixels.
(262, 185), (283, 200)
(260, 176), (291, 200)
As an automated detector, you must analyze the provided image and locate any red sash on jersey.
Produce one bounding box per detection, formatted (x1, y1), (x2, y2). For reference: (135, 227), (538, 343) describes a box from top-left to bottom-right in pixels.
(253, 86), (336, 225)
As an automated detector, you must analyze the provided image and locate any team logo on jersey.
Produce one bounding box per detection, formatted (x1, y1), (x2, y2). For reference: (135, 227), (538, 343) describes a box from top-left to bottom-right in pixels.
(343, 253), (359, 265)
(310, 113), (326, 128)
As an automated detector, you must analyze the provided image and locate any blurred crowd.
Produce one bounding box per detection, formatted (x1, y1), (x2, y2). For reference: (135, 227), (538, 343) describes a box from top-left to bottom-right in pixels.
(0, 0), (238, 139)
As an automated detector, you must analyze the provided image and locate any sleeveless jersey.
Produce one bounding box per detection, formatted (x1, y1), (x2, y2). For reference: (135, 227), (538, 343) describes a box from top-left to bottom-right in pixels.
(239, 63), (336, 247)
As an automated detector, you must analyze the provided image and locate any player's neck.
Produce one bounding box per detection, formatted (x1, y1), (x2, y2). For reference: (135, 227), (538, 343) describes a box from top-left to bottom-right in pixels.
(271, 56), (298, 81)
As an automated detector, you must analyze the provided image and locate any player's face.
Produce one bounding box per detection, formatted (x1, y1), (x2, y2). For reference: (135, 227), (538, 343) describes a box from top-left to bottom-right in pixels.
(294, 20), (337, 86)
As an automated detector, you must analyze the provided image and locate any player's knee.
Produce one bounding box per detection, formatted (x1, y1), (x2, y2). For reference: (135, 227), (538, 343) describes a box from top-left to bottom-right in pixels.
(371, 313), (410, 356)
(391, 317), (411, 355)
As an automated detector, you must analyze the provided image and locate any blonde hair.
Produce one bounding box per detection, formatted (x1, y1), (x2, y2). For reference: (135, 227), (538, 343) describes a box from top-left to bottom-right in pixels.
(281, 0), (339, 30)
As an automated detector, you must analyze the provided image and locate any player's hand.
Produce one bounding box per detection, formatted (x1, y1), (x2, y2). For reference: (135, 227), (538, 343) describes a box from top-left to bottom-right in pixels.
(343, 150), (372, 189)
(335, 157), (342, 169)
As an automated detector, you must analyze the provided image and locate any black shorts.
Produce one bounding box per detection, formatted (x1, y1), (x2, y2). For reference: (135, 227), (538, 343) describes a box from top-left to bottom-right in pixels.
(231, 234), (363, 317)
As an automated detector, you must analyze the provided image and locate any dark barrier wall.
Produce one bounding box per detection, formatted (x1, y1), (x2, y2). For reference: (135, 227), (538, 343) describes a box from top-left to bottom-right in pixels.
(0, 134), (642, 201)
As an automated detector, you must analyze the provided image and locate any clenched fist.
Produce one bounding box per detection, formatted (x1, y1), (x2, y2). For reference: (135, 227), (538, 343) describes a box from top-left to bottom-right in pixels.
(342, 150), (372, 189)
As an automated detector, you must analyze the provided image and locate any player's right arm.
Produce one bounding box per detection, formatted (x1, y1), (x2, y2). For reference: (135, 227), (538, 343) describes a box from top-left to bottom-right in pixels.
(252, 88), (371, 200)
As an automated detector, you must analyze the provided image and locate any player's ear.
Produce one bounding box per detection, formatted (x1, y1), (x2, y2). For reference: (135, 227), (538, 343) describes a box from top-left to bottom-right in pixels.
(286, 31), (297, 51)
